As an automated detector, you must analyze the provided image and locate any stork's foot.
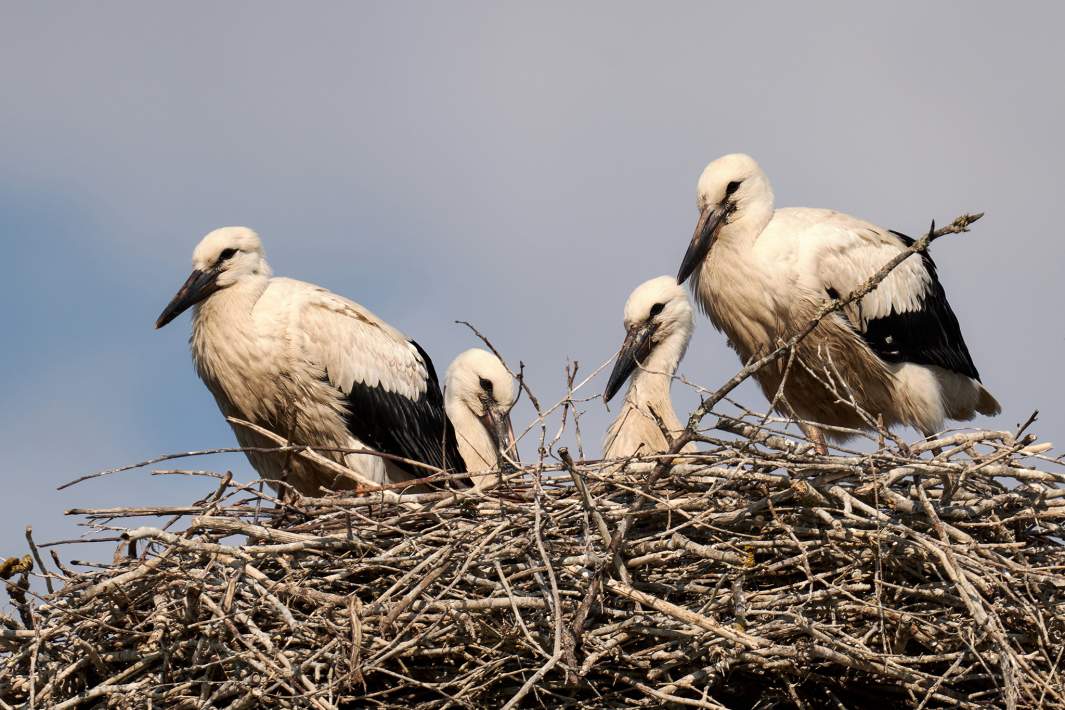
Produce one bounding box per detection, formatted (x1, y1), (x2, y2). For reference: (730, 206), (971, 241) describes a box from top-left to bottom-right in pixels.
(799, 423), (829, 456)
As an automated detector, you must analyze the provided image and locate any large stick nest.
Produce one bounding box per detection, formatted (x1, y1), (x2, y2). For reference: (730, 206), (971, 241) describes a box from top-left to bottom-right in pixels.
(2, 413), (1064, 709)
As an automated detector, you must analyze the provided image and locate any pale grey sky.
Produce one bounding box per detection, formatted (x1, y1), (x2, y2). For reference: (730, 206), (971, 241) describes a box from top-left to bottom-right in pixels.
(1, 2), (1062, 556)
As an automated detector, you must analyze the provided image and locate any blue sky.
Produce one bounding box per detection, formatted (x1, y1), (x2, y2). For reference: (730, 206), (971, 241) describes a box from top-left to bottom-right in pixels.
(2, 2), (1063, 558)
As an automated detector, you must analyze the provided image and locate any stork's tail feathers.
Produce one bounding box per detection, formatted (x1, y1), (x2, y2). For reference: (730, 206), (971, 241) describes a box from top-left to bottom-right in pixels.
(976, 384), (1001, 417)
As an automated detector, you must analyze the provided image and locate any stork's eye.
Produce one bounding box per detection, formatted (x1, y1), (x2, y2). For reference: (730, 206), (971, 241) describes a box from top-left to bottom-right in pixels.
(217, 248), (239, 264)
(649, 302), (665, 318)
(479, 377), (494, 394)
(725, 180), (742, 197)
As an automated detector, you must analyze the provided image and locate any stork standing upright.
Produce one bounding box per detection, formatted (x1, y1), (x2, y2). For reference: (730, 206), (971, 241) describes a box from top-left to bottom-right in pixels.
(675, 154), (1000, 451)
(603, 276), (697, 460)
(444, 348), (519, 486)
(156, 227), (474, 495)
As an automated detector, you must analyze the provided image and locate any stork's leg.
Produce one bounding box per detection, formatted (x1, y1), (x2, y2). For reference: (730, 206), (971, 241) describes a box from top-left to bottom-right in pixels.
(800, 422), (829, 455)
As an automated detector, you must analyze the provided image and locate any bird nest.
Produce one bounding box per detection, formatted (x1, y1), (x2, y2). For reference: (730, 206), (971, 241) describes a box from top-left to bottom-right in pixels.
(2, 410), (1065, 709)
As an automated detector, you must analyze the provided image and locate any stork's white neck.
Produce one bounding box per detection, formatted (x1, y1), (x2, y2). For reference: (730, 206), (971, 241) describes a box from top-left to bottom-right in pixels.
(604, 328), (690, 459)
(190, 273), (272, 396)
(193, 274), (270, 330)
(626, 330), (687, 425)
(444, 396), (497, 476)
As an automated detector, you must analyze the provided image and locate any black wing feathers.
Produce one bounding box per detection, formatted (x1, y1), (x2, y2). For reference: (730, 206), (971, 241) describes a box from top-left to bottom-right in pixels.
(335, 339), (468, 484)
(857, 231), (981, 380)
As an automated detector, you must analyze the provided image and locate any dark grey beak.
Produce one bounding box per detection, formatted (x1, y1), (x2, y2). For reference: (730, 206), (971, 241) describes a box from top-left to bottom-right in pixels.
(481, 407), (519, 472)
(603, 322), (656, 403)
(677, 204), (726, 285)
(155, 268), (222, 329)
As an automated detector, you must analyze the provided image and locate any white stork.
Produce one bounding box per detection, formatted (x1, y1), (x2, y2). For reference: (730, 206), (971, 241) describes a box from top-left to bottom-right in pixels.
(156, 226), (475, 495)
(444, 348), (519, 486)
(675, 153), (1000, 451)
(602, 276), (697, 460)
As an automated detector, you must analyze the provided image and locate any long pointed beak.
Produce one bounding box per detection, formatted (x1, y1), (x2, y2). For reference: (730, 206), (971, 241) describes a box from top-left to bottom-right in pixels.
(155, 269), (222, 329)
(481, 407), (519, 472)
(603, 322), (656, 403)
(677, 204), (725, 285)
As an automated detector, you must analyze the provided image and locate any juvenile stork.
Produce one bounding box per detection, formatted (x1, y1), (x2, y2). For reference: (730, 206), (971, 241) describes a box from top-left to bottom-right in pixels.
(156, 227), (468, 495)
(603, 276), (697, 460)
(444, 348), (519, 486)
(676, 154), (1000, 451)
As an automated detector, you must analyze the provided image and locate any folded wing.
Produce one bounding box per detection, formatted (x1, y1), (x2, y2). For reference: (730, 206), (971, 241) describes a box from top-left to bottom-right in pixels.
(807, 214), (981, 380)
(299, 288), (468, 479)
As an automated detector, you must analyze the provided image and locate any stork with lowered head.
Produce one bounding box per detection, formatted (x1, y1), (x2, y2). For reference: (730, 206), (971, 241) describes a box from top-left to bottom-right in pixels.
(603, 276), (697, 461)
(675, 154), (1000, 452)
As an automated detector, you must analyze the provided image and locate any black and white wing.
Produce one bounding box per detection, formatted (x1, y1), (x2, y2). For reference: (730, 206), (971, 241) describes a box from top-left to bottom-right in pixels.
(300, 287), (468, 482)
(804, 212), (982, 380)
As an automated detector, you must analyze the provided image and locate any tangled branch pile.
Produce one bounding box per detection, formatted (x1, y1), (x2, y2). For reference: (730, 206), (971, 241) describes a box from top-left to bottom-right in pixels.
(3, 214), (1063, 707)
(2, 414), (1064, 708)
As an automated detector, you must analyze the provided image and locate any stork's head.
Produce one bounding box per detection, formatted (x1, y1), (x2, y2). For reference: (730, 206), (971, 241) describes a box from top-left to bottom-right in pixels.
(677, 153), (774, 284)
(604, 276), (694, 402)
(445, 349), (519, 472)
(156, 227), (271, 328)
